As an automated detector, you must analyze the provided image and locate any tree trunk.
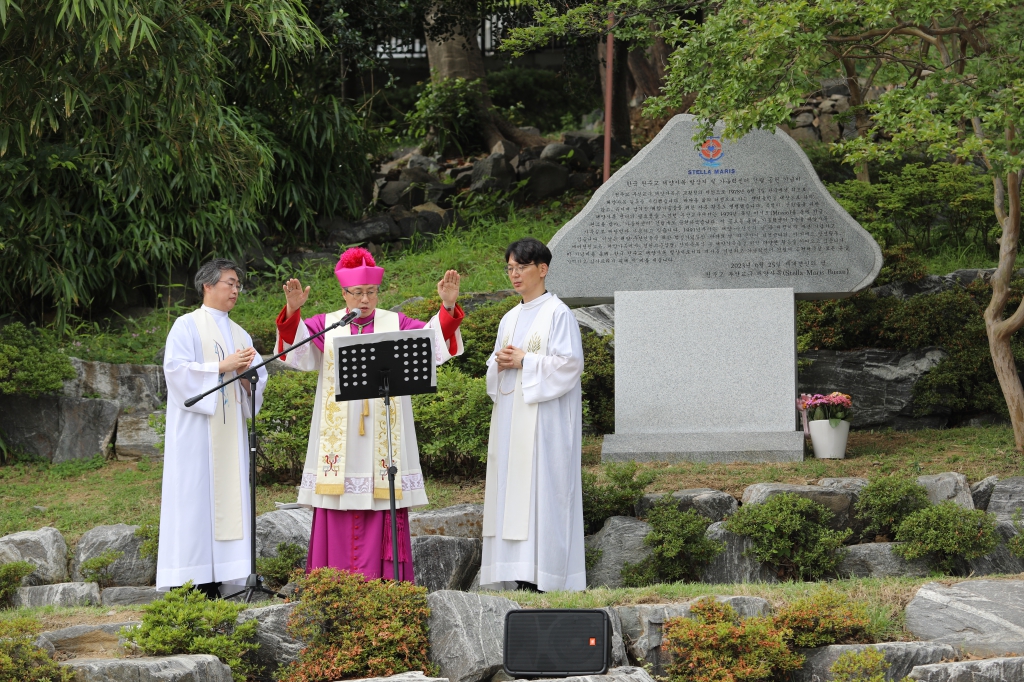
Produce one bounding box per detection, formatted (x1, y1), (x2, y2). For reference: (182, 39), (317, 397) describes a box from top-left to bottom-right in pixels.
(842, 58), (871, 183)
(424, 15), (546, 152)
(627, 47), (662, 100)
(598, 36), (633, 147)
(985, 165), (1024, 450)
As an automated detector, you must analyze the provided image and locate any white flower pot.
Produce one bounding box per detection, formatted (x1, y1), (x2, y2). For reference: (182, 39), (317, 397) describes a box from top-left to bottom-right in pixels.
(809, 419), (851, 459)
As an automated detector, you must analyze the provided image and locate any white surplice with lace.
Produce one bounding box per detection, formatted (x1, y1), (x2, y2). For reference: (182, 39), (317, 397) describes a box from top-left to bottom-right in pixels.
(480, 292), (586, 592)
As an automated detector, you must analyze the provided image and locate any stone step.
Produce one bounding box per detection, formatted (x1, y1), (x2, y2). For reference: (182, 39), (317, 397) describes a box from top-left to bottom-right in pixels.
(62, 654), (232, 682)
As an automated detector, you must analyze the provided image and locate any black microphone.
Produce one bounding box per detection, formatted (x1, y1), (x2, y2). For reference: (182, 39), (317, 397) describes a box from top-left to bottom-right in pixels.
(339, 310), (359, 326)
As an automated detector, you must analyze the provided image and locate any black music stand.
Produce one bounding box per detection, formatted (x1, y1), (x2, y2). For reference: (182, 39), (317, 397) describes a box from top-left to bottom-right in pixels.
(185, 309), (358, 602)
(333, 328), (437, 581)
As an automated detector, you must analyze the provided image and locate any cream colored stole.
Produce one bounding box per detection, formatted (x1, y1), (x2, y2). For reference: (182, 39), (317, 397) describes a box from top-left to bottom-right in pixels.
(190, 308), (247, 541)
(314, 309), (403, 499)
(483, 295), (561, 541)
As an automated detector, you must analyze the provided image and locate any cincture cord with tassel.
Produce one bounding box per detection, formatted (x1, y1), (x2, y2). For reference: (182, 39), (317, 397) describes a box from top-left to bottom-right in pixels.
(359, 399), (370, 436)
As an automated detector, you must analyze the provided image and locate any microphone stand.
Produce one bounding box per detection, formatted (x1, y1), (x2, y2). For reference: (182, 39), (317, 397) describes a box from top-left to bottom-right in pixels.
(185, 309), (359, 602)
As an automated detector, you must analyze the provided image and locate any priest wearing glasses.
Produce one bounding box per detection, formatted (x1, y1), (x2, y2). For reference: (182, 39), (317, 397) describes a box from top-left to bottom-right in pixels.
(158, 259), (265, 598)
(480, 237), (586, 592)
(274, 247), (465, 582)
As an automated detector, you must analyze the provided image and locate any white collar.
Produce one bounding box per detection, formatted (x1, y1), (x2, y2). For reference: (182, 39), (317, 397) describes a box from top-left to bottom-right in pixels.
(521, 292), (552, 310)
(201, 305), (230, 319)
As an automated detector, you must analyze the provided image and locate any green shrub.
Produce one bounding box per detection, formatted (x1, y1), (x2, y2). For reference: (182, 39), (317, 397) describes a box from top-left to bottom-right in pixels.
(874, 244), (928, 286)
(487, 66), (601, 134)
(278, 567), (435, 682)
(79, 549), (124, 588)
(0, 561), (34, 606)
(662, 598), (804, 682)
(772, 589), (873, 648)
(256, 543), (307, 589)
(582, 461), (656, 535)
(260, 370), (319, 479)
(0, 616), (75, 682)
(621, 499), (723, 586)
(135, 523), (159, 561)
(412, 365), (491, 479)
(854, 477), (931, 541)
(0, 323), (76, 398)
(405, 77), (484, 156)
(121, 583), (259, 682)
(725, 493), (851, 581)
(893, 501), (999, 574)
(830, 647), (888, 682)
(581, 331), (614, 434)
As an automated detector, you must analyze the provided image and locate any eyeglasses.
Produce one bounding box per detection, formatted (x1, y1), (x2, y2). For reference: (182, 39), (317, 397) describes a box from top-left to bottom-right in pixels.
(505, 264), (535, 275)
(343, 287), (379, 299)
(217, 280), (244, 293)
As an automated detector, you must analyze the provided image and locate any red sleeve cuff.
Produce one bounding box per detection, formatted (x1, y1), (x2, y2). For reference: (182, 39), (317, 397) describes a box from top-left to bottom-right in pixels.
(439, 304), (463, 356)
(276, 305), (300, 354)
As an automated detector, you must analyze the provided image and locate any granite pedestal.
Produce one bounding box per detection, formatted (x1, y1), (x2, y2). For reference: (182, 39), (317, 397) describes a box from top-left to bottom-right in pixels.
(602, 288), (803, 463)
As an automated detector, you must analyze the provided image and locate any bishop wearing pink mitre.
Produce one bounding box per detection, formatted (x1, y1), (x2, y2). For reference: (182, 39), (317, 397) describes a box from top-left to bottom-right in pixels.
(275, 247), (464, 581)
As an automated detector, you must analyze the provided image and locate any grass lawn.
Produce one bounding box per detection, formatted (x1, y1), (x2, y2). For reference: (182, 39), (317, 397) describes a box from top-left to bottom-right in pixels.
(3, 425), (1020, 548)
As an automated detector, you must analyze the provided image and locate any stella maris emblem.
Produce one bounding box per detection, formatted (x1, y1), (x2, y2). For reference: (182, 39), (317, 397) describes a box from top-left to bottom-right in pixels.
(699, 137), (724, 167)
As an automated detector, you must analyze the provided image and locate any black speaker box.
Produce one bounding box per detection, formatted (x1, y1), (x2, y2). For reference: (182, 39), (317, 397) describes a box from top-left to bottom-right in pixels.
(503, 609), (611, 678)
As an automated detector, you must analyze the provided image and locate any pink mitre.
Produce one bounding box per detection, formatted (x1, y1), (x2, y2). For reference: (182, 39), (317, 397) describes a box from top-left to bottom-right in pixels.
(335, 247), (384, 287)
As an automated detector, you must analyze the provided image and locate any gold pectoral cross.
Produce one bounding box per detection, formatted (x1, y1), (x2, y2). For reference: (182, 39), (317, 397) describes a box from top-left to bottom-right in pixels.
(359, 399), (370, 436)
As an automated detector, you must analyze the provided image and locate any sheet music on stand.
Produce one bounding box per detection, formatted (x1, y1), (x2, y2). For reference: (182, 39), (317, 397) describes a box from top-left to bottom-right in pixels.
(332, 327), (437, 580)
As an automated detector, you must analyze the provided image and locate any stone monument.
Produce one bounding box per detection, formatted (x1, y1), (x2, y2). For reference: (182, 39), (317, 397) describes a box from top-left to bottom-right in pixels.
(547, 114), (883, 463)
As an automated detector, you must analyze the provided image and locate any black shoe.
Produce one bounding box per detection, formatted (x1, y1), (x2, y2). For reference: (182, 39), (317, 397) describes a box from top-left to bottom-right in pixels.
(193, 582), (222, 600)
(515, 580), (542, 593)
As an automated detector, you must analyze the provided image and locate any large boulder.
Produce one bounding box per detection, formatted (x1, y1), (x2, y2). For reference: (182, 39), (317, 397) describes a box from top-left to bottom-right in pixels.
(905, 580), (1024, 656)
(63, 655), (233, 682)
(426, 590), (519, 682)
(237, 602), (304, 678)
(321, 214), (398, 245)
(917, 473), (974, 508)
(987, 477), (1024, 523)
(907, 656), (1024, 681)
(379, 180), (426, 209)
(255, 508), (313, 560)
(540, 143), (589, 170)
(0, 526), (69, 585)
(409, 504), (483, 538)
(837, 543), (930, 579)
(972, 475), (1000, 511)
(798, 348), (949, 429)
(585, 516), (652, 589)
(64, 358), (166, 412)
(698, 522), (777, 584)
(115, 411), (164, 458)
(817, 477), (869, 496)
(0, 394), (119, 462)
(470, 153), (515, 192)
(72, 523), (156, 586)
(521, 159), (569, 200)
(13, 582), (101, 608)
(615, 597), (770, 677)
(741, 483), (856, 532)
(793, 642), (956, 682)
(412, 536), (482, 592)
(635, 489), (737, 522)
(101, 586), (163, 606)
(968, 521), (1024, 576)
(597, 606), (630, 667)
(35, 622), (139, 659)
(491, 139), (520, 160)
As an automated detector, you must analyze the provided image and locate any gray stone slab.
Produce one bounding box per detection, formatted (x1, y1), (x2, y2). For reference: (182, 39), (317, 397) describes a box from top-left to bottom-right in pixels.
(64, 357), (167, 412)
(115, 411), (164, 459)
(968, 521), (1024, 576)
(987, 477), (1024, 523)
(516, 667), (655, 682)
(742, 483), (855, 532)
(101, 586), (163, 606)
(546, 114), (882, 305)
(793, 642), (956, 682)
(907, 656), (1024, 682)
(0, 394), (118, 462)
(699, 521), (778, 584)
(0, 526), (69, 585)
(603, 431), (804, 463)
(585, 516), (652, 588)
(572, 304), (616, 343)
(409, 503), (483, 538)
(63, 654), (233, 682)
(412, 536), (482, 592)
(255, 507), (313, 560)
(348, 673), (449, 682)
(13, 582), (101, 608)
(36, 622), (139, 658)
(72, 523), (156, 586)
(905, 580), (1024, 655)
(917, 473), (974, 509)
(972, 475), (1000, 511)
(837, 543), (931, 579)
(635, 488), (737, 522)
(237, 602), (304, 676)
(427, 590), (519, 682)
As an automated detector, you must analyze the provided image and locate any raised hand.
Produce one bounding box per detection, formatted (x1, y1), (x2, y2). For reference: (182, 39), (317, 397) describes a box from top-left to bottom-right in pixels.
(437, 269), (461, 310)
(283, 278), (310, 316)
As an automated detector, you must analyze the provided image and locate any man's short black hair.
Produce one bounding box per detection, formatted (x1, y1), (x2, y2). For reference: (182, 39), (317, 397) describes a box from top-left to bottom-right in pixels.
(505, 237), (552, 266)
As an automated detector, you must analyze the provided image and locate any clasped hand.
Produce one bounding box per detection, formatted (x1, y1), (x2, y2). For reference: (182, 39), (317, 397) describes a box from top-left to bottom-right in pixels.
(219, 347), (257, 375)
(495, 344), (525, 371)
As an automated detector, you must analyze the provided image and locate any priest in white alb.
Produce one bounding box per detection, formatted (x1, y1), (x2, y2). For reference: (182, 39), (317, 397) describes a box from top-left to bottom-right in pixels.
(481, 237), (586, 592)
(274, 247), (465, 581)
(157, 259), (266, 597)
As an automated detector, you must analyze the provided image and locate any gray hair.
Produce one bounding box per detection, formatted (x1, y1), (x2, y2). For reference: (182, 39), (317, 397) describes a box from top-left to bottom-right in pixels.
(195, 258), (243, 295)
